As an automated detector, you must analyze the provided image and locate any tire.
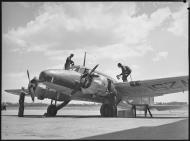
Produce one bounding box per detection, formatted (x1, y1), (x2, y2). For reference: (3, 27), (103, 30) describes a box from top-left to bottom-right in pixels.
(47, 105), (57, 117)
(100, 104), (117, 117)
(104, 104), (111, 117)
(100, 104), (104, 116)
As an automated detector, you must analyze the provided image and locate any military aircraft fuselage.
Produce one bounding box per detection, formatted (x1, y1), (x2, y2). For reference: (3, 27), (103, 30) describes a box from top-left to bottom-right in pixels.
(34, 66), (116, 102)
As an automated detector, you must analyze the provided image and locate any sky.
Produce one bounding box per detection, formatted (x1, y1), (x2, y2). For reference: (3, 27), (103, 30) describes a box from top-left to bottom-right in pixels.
(2, 2), (189, 104)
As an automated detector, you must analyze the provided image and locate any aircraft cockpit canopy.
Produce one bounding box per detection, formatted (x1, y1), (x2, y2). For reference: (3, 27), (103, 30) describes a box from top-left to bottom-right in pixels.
(70, 65), (90, 74)
(70, 65), (116, 82)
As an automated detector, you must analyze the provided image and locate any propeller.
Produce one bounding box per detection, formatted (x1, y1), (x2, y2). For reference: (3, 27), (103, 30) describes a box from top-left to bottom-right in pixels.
(27, 70), (36, 102)
(70, 64), (99, 96)
(89, 64), (98, 75)
(80, 64), (99, 88)
(27, 70), (30, 81)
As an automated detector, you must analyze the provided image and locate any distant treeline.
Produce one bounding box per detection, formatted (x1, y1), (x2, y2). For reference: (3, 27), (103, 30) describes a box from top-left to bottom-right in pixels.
(154, 102), (188, 105)
(3, 101), (188, 107)
(4, 102), (48, 107)
(3, 102), (101, 107)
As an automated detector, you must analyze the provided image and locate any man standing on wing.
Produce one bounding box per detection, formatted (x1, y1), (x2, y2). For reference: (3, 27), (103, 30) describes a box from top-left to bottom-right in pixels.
(116, 63), (132, 82)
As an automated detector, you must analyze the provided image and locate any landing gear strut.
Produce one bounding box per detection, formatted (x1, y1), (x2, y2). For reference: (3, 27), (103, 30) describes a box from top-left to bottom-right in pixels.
(144, 104), (152, 117)
(131, 104), (153, 118)
(45, 99), (70, 117)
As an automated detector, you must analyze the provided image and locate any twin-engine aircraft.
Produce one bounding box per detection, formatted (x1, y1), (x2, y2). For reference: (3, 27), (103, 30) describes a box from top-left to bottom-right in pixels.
(5, 53), (188, 117)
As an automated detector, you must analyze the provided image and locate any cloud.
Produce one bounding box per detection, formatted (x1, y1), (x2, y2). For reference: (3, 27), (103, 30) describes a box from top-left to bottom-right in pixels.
(3, 2), (175, 64)
(17, 2), (36, 8)
(153, 51), (168, 62)
(167, 4), (188, 37)
(2, 72), (29, 89)
(150, 7), (171, 26)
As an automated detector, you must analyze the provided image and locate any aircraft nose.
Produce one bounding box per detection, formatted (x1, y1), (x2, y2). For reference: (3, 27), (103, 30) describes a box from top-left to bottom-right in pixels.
(39, 69), (81, 89)
(39, 70), (53, 82)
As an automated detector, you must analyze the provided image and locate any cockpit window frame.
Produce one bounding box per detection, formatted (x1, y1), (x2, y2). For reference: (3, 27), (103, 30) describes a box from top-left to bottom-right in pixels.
(69, 65), (116, 82)
(70, 65), (89, 74)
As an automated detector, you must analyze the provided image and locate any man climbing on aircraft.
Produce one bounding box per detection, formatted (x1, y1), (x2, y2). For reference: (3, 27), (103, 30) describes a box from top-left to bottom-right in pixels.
(64, 53), (74, 70)
(116, 63), (132, 82)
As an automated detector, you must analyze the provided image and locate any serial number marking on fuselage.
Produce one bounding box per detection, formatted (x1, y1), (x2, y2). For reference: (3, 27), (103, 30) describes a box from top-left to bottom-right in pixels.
(129, 81), (141, 87)
(148, 81), (176, 91)
(148, 79), (188, 91)
(181, 79), (188, 87)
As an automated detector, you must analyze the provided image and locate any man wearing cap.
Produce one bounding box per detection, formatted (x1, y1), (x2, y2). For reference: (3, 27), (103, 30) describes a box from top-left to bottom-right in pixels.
(64, 53), (74, 70)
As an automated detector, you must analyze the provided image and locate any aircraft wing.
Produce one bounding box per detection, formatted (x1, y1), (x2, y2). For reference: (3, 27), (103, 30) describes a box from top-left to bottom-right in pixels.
(114, 75), (188, 98)
(5, 89), (30, 97)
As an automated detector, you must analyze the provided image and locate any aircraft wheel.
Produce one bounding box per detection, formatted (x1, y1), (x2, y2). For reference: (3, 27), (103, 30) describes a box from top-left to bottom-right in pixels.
(100, 104), (117, 117)
(103, 104), (111, 117)
(100, 104), (104, 116)
(47, 105), (57, 117)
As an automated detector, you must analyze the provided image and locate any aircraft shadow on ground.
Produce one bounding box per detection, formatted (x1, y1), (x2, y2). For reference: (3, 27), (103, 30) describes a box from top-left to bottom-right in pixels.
(80, 119), (188, 140)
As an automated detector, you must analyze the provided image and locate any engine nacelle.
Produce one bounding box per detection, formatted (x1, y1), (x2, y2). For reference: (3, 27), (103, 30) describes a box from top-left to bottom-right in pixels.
(35, 83), (71, 101)
(34, 83), (57, 100)
(81, 75), (110, 96)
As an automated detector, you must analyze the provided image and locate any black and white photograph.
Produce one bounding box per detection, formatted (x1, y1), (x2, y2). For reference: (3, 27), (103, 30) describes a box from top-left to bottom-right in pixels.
(2, 1), (189, 139)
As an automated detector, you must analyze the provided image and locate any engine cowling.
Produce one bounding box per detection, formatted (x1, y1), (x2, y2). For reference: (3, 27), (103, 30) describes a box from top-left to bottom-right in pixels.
(79, 64), (99, 89)
(35, 83), (71, 101)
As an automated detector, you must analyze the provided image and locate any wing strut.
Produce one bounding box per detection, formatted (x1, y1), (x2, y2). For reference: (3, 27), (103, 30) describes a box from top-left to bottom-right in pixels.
(131, 104), (153, 118)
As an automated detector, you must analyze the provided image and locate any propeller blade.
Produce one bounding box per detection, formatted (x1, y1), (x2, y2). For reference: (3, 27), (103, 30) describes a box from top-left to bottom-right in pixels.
(90, 64), (99, 75)
(27, 70), (36, 102)
(27, 70), (30, 82)
(83, 52), (86, 66)
(29, 87), (35, 102)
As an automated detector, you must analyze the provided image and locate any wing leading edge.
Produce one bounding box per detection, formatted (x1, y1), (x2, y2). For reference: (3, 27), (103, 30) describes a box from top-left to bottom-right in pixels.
(115, 75), (188, 97)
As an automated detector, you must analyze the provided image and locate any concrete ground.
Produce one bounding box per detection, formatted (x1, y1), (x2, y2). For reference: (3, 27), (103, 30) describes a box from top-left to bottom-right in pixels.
(1, 106), (189, 139)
